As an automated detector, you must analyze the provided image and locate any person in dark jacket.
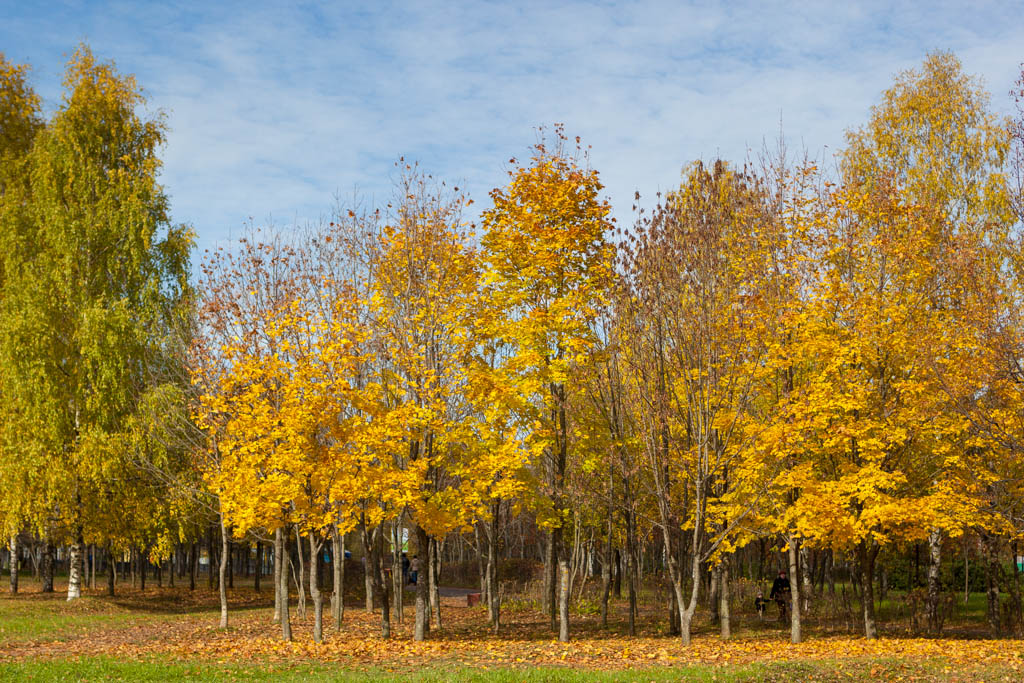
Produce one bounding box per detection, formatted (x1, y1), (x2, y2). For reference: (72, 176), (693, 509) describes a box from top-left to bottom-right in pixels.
(770, 570), (791, 620)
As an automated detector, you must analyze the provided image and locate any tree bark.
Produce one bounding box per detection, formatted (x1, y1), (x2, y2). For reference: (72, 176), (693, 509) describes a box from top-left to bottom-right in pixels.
(800, 543), (813, 613)
(544, 528), (557, 631)
(67, 527), (84, 601)
(189, 542), (197, 591)
(254, 542), (261, 593)
(720, 559), (731, 639)
(858, 538), (879, 639)
(293, 528), (306, 618)
(600, 513), (612, 628)
(8, 535), (18, 594)
(331, 525), (345, 631)
(218, 511), (229, 629)
(106, 542), (116, 596)
(558, 551), (570, 642)
(279, 527), (292, 641)
(430, 537), (441, 629)
(309, 532), (324, 643)
(41, 541), (54, 593)
(487, 502), (501, 633)
(414, 526), (430, 641)
(788, 536), (801, 643)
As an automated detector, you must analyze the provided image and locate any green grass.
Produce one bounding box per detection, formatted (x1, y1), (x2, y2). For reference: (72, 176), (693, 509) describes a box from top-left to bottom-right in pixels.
(0, 655), (1015, 682)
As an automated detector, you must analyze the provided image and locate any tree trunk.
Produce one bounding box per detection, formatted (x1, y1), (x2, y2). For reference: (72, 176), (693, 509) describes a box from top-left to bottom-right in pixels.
(293, 528), (306, 618)
(544, 528), (557, 631)
(788, 536), (801, 643)
(800, 543), (813, 613)
(558, 551), (570, 642)
(414, 526), (430, 641)
(331, 526), (345, 631)
(227, 536), (233, 590)
(254, 542), (261, 593)
(675, 531), (702, 646)
(613, 548), (622, 598)
(106, 542), (116, 596)
(984, 534), (1001, 636)
(309, 532), (324, 643)
(858, 538), (879, 639)
(430, 537), (441, 629)
(392, 523), (403, 625)
(67, 527), (84, 601)
(720, 558), (731, 639)
(487, 503), (501, 633)
(41, 541), (54, 593)
(709, 563), (721, 625)
(218, 511), (229, 629)
(600, 514), (612, 628)
(189, 542), (197, 591)
(279, 527), (292, 641)
(9, 535), (18, 594)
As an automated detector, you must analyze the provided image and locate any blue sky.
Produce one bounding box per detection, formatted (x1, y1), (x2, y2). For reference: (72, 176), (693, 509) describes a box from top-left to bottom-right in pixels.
(2, 1), (1023, 259)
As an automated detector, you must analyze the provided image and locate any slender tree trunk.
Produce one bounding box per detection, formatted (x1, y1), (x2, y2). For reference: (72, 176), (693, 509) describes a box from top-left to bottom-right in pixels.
(858, 538), (879, 639)
(709, 563), (721, 625)
(984, 534), (1001, 636)
(254, 542), (261, 593)
(676, 531), (702, 646)
(189, 542), (197, 591)
(800, 544), (813, 613)
(41, 541), (54, 593)
(430, 537), (441, 629)
(414, 526), (430, 641)
(218, 511), (229, 629)
(331, 525), (345, 631)
(279, 527), (292, 641)
(600, 511), (612, 628)
(362, 518), (374, 613)
(964, 535), (970, 605)
(67, 527), (84, 601)
(627, 540), (638, 636)
(293, 527), (306, 618)
(613, 548), (622, 598)
(788, 536), (801, 643)
(544, 529), (557, 631)
(274, 530), (284, 623)
(487, 502), (501, 632)
(720, 558), (731, 639)
(392, 523), (403, 625)
(309, 532), (324, 643)
(373, 528), (391, 639)
(9, 535), (18, 594)
(106, 541), (115, 596)
(558, 550), (570, 642)
(168, 547), (174, 588)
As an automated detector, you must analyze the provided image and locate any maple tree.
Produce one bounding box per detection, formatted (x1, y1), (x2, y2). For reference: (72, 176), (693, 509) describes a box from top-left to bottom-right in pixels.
(480, 128), (614, 642)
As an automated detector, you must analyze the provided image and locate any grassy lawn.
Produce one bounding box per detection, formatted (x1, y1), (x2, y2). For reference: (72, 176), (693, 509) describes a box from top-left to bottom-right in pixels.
(3, 578), (1023, 681)
(1, 655), (1020, 682)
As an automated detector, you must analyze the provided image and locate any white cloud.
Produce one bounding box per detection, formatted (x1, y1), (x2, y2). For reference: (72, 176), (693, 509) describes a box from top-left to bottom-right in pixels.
(3, 0), (1022, 259)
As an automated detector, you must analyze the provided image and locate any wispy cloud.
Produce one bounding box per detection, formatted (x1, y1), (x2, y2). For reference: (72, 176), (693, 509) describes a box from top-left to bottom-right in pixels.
(3, 0), (1022, 255)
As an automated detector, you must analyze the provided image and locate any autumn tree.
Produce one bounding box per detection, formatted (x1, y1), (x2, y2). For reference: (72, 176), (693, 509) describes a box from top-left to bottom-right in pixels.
(481, 128), (614, 642)
(841, 51), (1014, 634)
(0, 52), (43, 596)
(0, 46), (192, 601)
(618, 160), (784, 645)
